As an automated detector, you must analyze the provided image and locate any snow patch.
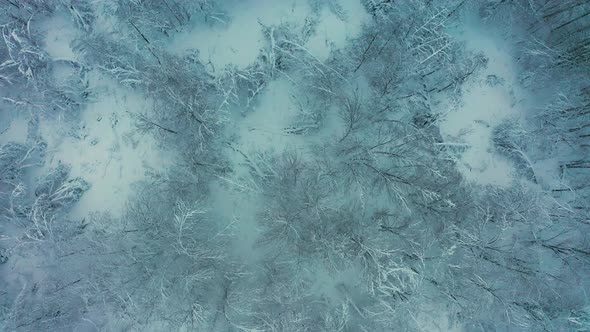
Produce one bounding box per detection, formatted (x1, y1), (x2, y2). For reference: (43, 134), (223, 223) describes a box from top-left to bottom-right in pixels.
(0, 113), (28, 145)
(169, 0), (308, 70)
(439, 24), (524, 187)
(38, 73), (170, 218)
(169, 0), (368, 69)
(208, 183), (261, 260)
(306, 0), (370, 60)
(42, 13), (79, 61)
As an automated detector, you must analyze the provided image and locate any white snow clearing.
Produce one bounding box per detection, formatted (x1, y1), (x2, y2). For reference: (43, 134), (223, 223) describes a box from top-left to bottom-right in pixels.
(38, 73), (170, 219)
(438, 22), (526, 187)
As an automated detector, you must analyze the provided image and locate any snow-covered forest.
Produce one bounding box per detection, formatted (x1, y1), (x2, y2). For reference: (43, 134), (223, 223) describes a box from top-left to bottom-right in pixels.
(1, 0), (589, 331)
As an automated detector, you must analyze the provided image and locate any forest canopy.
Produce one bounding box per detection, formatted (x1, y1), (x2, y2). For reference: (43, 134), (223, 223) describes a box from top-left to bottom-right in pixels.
(1, 0), (590, 331)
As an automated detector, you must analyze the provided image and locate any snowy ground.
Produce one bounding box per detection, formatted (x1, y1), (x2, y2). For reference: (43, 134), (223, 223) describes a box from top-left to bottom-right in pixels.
(0, 113), (28, 145)
(38, 73), (171, 219)
(170, 0), (369, 70)
(41, 13), (80, 61)
(438, 21), (527, 187)
(2, 13), (171, 220)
